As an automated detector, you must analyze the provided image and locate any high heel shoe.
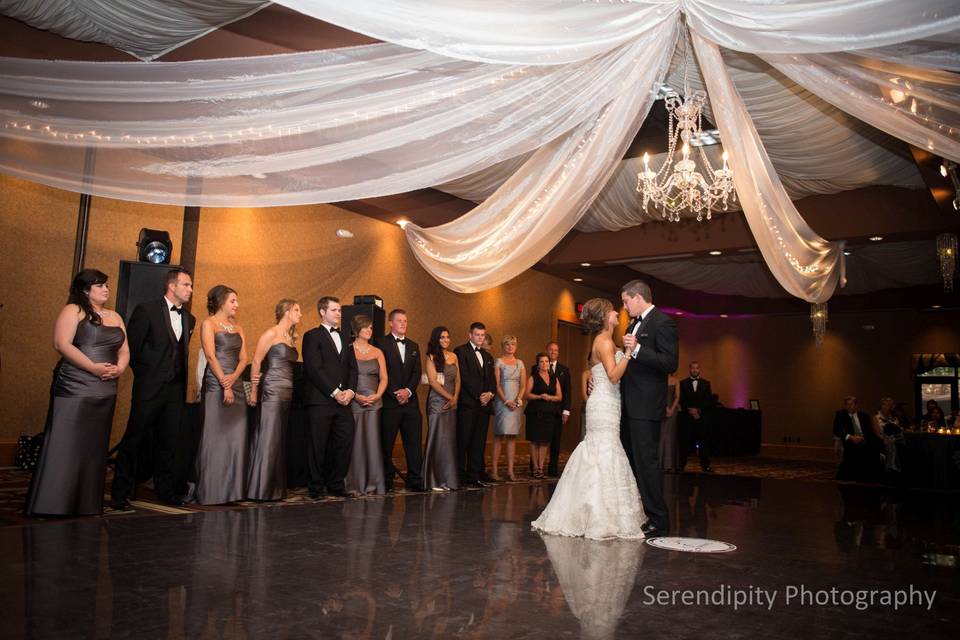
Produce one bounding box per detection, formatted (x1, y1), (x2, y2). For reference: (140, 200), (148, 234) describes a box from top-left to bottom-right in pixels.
(508, 473), (517, 482)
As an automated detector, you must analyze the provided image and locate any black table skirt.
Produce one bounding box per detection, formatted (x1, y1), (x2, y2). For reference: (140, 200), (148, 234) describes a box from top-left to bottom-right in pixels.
(901, 432), (960, 491)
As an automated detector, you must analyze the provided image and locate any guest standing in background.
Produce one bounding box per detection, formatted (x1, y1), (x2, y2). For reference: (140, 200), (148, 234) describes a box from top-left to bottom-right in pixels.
(302, 296), (355, 498)
(379, 309), (424, 492)
(111, 267), (195, 510)
(423, 326), (461, 491)
(454, 322), (496, 487)
(245, 299), (301, 501)
(192, 285), (248, 505)
(874, 396), (904, 481)
(545, 341), (571, 477)
(524, 353), (562, 479)
(833, 396), (881, 482)
(679, 361), (713, 473)
(346, 315), (387, 496)
(492, 335), (525, 481)
(659, 373), (682, 473)
(482, 333), (494, 352)
(25, 269), (129, 516)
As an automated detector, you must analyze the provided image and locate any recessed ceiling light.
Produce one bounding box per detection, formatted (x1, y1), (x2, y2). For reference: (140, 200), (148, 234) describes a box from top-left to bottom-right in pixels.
(580, 262), (591, 267)
(335, 229), (354, 238)
(843, 250), (852, 256)
(931, 304), (942, 309)
(573, 277), (583, 282)
(396, 218), (410, 228)
(708, 250), (722, 256)
(720, 314), (728, 318)
(869, 236), (883, 242)
(675, 311), (685, 316)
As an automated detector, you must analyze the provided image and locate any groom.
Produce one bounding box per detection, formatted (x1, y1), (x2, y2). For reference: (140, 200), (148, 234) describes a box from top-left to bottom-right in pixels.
(620, 279), (677, 537)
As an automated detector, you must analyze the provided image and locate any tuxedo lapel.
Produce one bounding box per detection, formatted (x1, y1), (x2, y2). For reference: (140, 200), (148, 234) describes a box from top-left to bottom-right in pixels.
(160, 299), (178, 345)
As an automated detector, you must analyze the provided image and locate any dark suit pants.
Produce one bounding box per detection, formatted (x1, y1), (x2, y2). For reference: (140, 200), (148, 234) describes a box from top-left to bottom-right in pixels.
(682, 415), (711, 470)
(457, 407), (489, 484)
(306, 404), (354, 495)
(546, 415), (564, 476)
(112, 382), (185, 502)
(381, 404), (424, 489)
(622, 417), (669, 531)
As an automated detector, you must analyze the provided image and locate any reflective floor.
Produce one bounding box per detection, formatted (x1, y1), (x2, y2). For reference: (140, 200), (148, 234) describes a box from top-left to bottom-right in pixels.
(1, 474), (957, 639)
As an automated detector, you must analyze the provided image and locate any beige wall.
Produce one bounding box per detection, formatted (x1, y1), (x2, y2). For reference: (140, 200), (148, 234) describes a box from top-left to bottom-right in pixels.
(0, 175), (601, 451)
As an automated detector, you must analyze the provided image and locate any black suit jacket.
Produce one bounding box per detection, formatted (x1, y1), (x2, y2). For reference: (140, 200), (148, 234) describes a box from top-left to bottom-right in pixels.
(378, 334), (422, 410)
(551, 362), (572, 414)
(679, 377), (713, 415)
(127, 298), (195, 401)
(832, 410), (874, 442)
(453, 343), (496, 413)
(301, 325), (350, 407)
(622, 308), (679, 421)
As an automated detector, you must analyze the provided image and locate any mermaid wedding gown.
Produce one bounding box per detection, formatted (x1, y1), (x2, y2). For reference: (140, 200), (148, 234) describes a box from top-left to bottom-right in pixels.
(532, 351), (647, 539)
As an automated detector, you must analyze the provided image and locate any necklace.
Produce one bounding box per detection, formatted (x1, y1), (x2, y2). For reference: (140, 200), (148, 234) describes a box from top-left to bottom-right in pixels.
(218, 320), (235, 332)
(355, 343), (371, 355)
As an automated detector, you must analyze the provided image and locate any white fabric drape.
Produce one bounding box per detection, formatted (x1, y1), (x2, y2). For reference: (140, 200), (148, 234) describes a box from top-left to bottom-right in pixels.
(0, 0), (267, 61)
(0, 42), (648, 206)
(691, 30), (846, 303)
(403, 22), (678, 292)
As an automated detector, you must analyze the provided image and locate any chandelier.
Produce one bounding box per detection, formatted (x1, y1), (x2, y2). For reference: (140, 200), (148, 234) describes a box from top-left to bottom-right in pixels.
(937, 232), (957, 292)
(637, 34), (736, 222)
(810, 302), (828, 347)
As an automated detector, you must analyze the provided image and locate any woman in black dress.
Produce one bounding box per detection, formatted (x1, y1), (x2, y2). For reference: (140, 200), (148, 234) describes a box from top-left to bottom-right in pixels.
(25, 269), (129, 516)
(246, 298), (301, 501)
(524, 352), (562, 479)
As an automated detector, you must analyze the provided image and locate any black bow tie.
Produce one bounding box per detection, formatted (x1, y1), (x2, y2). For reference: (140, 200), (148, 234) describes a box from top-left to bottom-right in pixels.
(473, 346), (482, 352)
(170, 305), (182, 315)
(395, 337), (406, 344)
(328, 326), (340, 334)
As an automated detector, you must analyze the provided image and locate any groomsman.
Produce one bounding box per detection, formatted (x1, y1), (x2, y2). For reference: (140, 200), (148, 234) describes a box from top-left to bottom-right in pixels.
(111, 267), (195, 509)
(545, 341), (571, 477)
(679, 361), (714, 472)
(302, 296), (355, 498)
(379, 309), (424, 491)
(454, 322), (496, 487)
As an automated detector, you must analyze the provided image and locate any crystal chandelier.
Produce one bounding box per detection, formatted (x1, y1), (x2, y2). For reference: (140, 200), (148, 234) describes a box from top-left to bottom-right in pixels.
(810, 302), (828, 346)
(937, 232), (957, 292)
(637, 34), (736, 222)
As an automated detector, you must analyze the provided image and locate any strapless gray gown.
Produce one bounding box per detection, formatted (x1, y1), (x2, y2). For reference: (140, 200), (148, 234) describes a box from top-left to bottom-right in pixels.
(25, 320), (125, 516)
(345, 358), (386, 495)
(194, 332), (248, 505)
(246, 343), (296, 501)
(423, 362), (460, 490)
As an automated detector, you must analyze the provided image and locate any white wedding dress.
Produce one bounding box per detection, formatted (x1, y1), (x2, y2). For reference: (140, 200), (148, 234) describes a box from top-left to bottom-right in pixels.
(532, 352), (647, 540)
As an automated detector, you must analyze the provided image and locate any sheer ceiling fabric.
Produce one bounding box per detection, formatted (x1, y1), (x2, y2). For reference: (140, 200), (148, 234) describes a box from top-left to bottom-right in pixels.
(1, 1), (959, 299)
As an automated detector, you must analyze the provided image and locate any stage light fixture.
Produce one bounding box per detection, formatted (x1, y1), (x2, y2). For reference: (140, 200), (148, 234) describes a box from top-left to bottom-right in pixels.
(137, 228), (172, 264)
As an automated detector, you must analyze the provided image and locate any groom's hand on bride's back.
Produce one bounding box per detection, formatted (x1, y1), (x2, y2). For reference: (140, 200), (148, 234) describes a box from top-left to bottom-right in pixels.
(586, 376), (594, 397)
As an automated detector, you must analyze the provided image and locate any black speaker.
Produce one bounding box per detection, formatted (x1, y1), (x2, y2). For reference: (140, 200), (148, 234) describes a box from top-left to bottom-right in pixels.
(116, 260), (179, 323)
(342, 303), (386, 342)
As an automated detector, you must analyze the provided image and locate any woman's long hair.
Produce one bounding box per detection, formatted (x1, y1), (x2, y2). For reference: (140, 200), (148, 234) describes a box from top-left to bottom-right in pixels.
(275, 298), (299, 343)
(67, 269), (108, 325)
(427, 326), (449, 372)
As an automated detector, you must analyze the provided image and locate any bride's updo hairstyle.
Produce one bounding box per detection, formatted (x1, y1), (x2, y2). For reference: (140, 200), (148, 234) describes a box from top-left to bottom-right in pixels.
(580, 298), (613, 334)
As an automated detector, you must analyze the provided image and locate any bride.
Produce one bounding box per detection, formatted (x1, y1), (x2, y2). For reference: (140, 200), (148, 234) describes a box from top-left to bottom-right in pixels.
(532, 298), (647, 540)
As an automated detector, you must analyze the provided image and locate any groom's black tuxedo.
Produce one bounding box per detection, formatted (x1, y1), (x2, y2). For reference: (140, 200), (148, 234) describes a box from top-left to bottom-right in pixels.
(621, 306), (678, 532)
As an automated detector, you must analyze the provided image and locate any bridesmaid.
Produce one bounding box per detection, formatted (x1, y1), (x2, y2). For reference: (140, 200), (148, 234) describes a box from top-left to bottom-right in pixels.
(659, 373), (682, 472)
(423, 326), (460, 491)
(345, 315), (387, 496)
(492, 335), (525, 481)
(193, 285), (248, 505)
(524, 353), (562, 479)
(246, 299), (301, 501)
(25, 269), (129, 516)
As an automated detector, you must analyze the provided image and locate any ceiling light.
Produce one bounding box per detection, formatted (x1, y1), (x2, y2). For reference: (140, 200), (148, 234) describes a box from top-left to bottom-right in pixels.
(396, 218), (410, 228)
(580, 262), (591, 267)
(942, 164), (950, 178)
(843, 250), (852, 256)
(708, 250), (722, 256)
(931, 304), (942, 309)
(869, 236), (883, 242)
(675, 311), (685, 316)
(720, 314), (729, 318)
(573, 277), (583, 282)
(335, 229), (354, 238)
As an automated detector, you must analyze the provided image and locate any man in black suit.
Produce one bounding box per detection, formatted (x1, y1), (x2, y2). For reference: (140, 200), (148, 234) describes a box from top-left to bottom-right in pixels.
(620, 279), (678, 537)
(679, 361), (714, 472)
(379, 308), (424, 491)
(454, 322), (496, 487)
(833, 396), (880, 482)
(301, 296), (355, 498)
(111, 267), (195, 509)
(545, 341), (571, 477)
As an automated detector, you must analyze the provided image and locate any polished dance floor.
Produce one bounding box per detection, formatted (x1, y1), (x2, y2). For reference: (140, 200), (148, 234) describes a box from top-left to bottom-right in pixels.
(1, 473), (957, 639)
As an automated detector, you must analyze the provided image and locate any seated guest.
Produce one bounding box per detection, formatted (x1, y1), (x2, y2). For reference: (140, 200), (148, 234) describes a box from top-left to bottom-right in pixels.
(423, 326), (461, 491)
(949, 409), (959, 428)
(893, 402), (913, 430)
(833, 395), (881, 483)
(25, 269), (129, 517)
(874, 397), (905, 483)
(193, 285), (249, 505)
(920, 399), (942, 425)
(924, 405), (947, 429)
(492, 335), (525, 481)
(525, 352), (563, 479)
(245, 299), (301, 501)
(345, 315), (387, 496)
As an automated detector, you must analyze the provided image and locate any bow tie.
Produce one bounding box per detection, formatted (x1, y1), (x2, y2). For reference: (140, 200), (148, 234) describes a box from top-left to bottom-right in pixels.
(328, 326), (340, 334)
(395, 337), (406, 344)
(170, 305), (182, 315)
(473, 346), (482, 352)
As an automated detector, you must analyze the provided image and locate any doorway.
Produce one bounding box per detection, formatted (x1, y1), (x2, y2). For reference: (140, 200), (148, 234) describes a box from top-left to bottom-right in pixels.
(555, 319), (591, 453)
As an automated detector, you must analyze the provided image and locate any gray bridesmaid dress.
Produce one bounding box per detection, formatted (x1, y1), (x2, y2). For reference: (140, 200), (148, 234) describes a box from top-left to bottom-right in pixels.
(194, 331), (248, 505)
(423, 361), (460, 490)
(659, 383), (681, 472)
(25, 320), (124, 516)
(494, 358), (524, 435)
(246, 342), (296, 501)
(345, 358), (386, 495)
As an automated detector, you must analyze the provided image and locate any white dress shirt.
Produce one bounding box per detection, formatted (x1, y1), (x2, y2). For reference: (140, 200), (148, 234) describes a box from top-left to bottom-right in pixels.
(164, 295), (183, 341)
(692, 378), (699, 392)
(629, 305), (655, 359)
(392, 333), (406, 363)
(473, 344), (484, 368)
(849, 412), (863, 437)
(322, 322), (342, 353)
